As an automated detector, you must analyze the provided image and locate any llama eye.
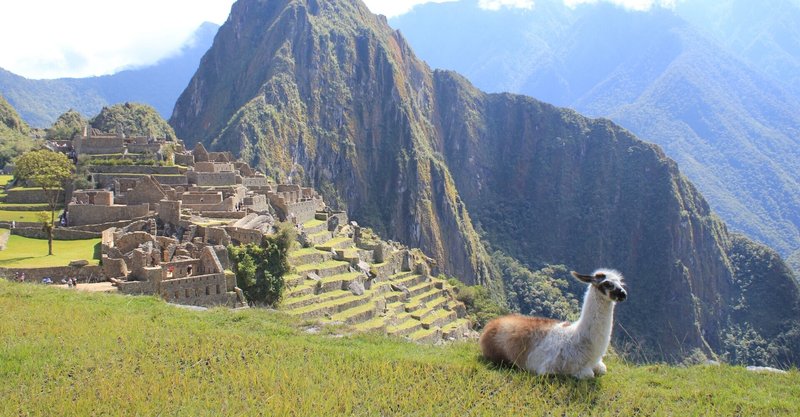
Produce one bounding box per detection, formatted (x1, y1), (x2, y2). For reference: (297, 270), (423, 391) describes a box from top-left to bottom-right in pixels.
(602, 282), (613, 289)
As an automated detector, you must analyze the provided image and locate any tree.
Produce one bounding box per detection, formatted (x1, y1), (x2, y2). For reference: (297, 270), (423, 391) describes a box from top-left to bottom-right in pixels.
(14, 150), (72, 255)
(228, 222), (296, 306)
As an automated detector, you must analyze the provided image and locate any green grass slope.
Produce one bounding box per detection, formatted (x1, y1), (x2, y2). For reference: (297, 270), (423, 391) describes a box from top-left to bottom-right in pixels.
(0, 281), (796, 416)
(0, 236), (100, 267)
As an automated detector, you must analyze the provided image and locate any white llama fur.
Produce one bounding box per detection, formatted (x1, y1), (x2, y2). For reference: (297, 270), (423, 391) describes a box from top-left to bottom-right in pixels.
(480, 268), (627, 379)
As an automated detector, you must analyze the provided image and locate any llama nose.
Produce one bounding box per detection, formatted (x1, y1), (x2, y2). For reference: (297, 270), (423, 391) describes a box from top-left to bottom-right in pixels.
(616, 291), (627, 302)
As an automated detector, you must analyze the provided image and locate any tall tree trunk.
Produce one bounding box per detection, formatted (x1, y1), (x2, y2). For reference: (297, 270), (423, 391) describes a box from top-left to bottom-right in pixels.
(48, 204), (55, 256)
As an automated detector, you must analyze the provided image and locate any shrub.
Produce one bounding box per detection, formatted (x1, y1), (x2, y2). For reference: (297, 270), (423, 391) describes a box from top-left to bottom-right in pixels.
(228, 222), (296, 306)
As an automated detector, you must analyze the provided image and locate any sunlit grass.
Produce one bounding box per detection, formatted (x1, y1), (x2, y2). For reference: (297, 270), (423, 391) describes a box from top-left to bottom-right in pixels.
(0, 209), (59, 223)
(0, 235), (100, 267)
(0, 281), (797, 416)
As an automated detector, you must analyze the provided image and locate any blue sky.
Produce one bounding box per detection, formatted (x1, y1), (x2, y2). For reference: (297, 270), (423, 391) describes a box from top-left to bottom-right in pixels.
(0, 0), (674, 79)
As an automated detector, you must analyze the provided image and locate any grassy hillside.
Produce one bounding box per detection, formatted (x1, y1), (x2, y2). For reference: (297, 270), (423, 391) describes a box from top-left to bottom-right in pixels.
(0, 281), (796, 416)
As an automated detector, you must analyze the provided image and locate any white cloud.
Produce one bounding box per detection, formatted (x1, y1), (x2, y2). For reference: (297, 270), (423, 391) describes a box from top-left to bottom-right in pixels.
(478, 0), (535, 11)
(361, 0), (459, 18)
(563, 0), (677, 12)
(0, 0), (234, 79)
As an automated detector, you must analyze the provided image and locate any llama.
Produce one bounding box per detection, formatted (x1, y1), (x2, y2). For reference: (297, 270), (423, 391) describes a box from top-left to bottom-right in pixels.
(480, 269), (627, 379)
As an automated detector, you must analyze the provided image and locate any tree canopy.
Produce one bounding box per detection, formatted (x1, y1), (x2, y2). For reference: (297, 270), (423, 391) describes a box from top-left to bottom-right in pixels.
(14, 149), (73, 256)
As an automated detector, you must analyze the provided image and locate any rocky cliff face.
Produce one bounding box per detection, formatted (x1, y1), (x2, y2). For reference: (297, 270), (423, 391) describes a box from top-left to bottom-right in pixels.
(170, 0), (800, 364)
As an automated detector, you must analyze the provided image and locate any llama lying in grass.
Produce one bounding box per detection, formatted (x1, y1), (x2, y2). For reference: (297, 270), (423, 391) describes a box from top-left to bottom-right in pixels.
(480, 269), (627, 379)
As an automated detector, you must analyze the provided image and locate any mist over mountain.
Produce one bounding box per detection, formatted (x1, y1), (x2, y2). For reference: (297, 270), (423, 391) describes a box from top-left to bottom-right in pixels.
(390, 0), (800, 264)
(0, 22), (219, 128)
(170, 0), (800, 365)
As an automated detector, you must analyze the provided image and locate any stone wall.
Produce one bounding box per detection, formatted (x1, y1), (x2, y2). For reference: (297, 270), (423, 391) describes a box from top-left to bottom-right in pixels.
(174, 153), (194, 167)
(92, 173), (188, 187)
(242, 177), (270, 187)
(125, 176), (167, 206)
(75, 136), (125, 154)
(225, 227), (263, 245)
(194, 162), (234, 173)
(181, 192), (223, 204)
(157, 273), (237, 307)
(158, 200), (181, 226)
(88, 165), (183, 175)
(68, 203), (149, 226)
(4, 189), (64, 204)
(0, 265), (105, 283)
(186, 171), (237, 186)
(11, 227), (100, 240)
(243, 194), (269, 211)
(126, 143), (162, 154)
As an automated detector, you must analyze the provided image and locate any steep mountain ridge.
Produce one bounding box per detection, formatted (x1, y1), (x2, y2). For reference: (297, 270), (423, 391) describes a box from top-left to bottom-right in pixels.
(391, 0), (800, 261)
(170, 0), (800, 364)
(0, 22), (218, 127)
(173, 0), (494, 288)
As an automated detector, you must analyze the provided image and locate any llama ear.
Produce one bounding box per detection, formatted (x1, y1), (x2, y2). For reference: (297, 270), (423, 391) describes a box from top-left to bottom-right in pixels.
(571, 271), (594, 283)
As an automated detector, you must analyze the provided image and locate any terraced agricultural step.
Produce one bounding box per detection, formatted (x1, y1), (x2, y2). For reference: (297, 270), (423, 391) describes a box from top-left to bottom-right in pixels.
(283, 273), (305, 287)
(316, 236), (354, 251)
(387, 318), (424, 338)
(282, 289), (352, 310)
(294, 260), (350, 278)
(306, 230), (332, 246)
(409, 297), (449, 321)
(331, 301), (379, 324)
(389, 273), (426, 289)
(420, 309), (457, 330)
(302, 219), (328, 235)
(353, 316), (389, 333)
(286, 291), (375, 319)
(284, 282), (316, 299)
(408, 327), (442, 344)
(442, 318), (472, 340)
(288, 248), (333, 265)
(317, 272), (362, 292)
(405, 288), (446, 312)
(385, 301), (406, 315)
(406, 281), (436, 298)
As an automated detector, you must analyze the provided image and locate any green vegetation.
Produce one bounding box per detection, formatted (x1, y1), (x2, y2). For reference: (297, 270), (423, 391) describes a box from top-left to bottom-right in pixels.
(46, 109), (86, 140)
(1, 281), (798, 416)
(495, 254), (581, 321)
(13, 150), (73, 255)
(228, 222), (296, 306)
(447, 277), (509, 329)
(0, 235), (100, 267)
(0, 94), (38, 168)
(90, 102), (176, 140)
(0, 210), (60, 223)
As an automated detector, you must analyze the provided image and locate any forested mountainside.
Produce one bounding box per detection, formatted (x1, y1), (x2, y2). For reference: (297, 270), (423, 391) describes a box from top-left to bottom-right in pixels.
(170, 0), (800, 365)
(0, 22), (218, 127)
(390, 0), (800, 266)
(0, 94), (36, 167)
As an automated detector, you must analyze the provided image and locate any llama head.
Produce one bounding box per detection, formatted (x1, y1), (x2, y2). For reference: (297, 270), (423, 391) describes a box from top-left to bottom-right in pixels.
(571, 269), (627, 302)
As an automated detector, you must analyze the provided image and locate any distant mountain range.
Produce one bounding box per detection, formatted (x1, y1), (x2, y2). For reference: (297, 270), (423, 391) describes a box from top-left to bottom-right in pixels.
(390, 0), (800, 266)
(169, 0), (800, 365)
(0, 22), (219, 128)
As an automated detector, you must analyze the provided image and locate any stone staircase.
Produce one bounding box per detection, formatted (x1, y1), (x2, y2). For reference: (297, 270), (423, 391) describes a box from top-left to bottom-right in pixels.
(280, 226), (473, 344)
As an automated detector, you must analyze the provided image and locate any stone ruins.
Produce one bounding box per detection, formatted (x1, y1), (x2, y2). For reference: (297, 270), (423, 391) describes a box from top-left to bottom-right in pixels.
(7, 129), (473, 343)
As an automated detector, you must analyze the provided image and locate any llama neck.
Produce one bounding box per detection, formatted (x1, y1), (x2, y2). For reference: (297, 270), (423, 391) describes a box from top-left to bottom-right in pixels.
(574, 286), (615, 347)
